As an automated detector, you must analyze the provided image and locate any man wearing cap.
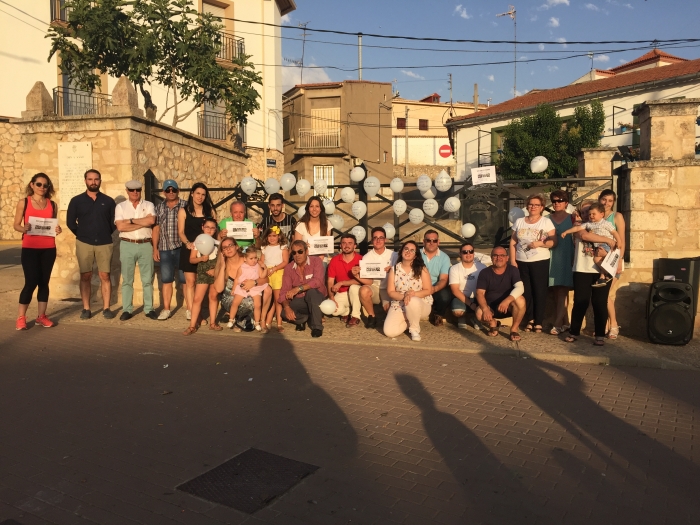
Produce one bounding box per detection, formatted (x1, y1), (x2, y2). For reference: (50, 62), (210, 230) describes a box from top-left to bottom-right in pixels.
(153, 179), (187, 320)
(114, 180), (156, 320)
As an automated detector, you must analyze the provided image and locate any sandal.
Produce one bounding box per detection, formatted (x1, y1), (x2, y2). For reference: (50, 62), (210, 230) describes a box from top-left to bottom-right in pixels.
(550, 325), (568, 335)
(533, 325), (543, 333)
(509, 332), (521, 341)
(277, 324), (285, 332)
(607, 326), (620, 339)
(564, 335), (577, 343)
(487, 325), (499, 337)
(524, 321), (534, 332)
(209, 324), (223, 331)
(182, 326), (198, 336)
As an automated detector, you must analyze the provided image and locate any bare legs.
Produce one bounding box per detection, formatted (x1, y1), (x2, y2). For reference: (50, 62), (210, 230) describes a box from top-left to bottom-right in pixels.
(183, 271), (196, 313)
(359, 285), (375, 317)
(552, 286), (571, 329)
(161, 282), (174, 311)
(80, 271), (111, 311)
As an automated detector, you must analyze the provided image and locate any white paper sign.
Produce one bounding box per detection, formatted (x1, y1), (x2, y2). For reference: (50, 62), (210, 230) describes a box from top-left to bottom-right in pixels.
(360, 260), (387, 279)
(470, 166), (497, 186)
(308, 236), (334, 256)
(58, 142), (93, 211)
(27, 217), (58, 237)
(600, 248), (621, 276)
(226, 221), (253, 239)
(517, 240), (538, 259)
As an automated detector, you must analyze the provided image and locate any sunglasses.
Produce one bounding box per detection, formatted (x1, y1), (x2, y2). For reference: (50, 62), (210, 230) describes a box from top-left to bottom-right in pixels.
(424, 239), (438, 244)
(292, 249), (306, 255)
(164, 188), (178, 193)
(551, 199), (567, 204)
(403, 248), (416, 254)
(33, 181), (49, 188)
(128, 188), (142, 193)
(461, 249), (475, 255)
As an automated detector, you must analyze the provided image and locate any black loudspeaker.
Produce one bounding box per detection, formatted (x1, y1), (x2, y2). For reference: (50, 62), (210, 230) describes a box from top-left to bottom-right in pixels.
(655, 258), (700, 306)
(647, 281), (695, 345)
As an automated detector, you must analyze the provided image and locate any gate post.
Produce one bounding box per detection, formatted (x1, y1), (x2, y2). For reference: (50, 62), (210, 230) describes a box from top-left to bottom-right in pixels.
(358, 182), (369, 254)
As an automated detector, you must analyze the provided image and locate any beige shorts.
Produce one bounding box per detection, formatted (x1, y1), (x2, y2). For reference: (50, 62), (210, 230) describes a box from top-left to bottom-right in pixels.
(76, 239), (114, 274)
(370, 283), (391, 307)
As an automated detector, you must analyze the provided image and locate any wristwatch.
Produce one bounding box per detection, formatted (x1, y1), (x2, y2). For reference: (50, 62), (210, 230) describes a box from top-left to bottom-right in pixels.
(298, 285), (304, 292)
(130, 218), (134, 224)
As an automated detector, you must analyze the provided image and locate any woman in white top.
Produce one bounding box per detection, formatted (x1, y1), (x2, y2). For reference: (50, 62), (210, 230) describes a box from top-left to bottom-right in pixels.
(294, 195), (332, 263)
(509, 193), (556, 333)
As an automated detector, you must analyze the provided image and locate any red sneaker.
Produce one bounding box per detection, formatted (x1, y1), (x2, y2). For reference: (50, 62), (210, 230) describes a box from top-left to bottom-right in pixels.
(35, 315), (55, 328)
(16, 316), (28, 330)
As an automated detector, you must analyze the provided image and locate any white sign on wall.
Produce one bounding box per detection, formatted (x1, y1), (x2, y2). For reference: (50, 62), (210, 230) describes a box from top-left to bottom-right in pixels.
(58, 142), (93, 210)
(470, 166), (497, 186)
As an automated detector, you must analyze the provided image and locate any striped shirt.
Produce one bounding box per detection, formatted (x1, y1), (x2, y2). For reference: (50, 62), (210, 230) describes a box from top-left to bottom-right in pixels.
(154, 199), (187, 251)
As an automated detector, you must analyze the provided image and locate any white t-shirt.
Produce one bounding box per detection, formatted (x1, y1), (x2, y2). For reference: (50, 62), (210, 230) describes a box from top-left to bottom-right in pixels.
(261, 244), (283, 267)
(295, 221), (330, 242)
(512, 216), (555, 262)
(449, 261), (487, 299)
(362, 248), (398, 289)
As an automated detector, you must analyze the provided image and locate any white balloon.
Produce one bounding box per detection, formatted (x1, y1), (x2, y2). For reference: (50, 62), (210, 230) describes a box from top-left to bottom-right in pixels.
(409, 208), (424, 225)
(363, 176), (381, 198)
(393, 199), (407, 216)
(508, 207), (526, 224)
(296, 179), (311, 197)
(566, 203), (576, 214)
(241, 176), (257, 196)
(461, 223), (476, 238)
(351, 225), (366, 243)
(280, 172), (296, 191)
(264, 178), (280, 195)
(328, 214), (345, 230)
(297, 205), (306, 219)
(444, 196), (461, 213)
(323, 199), (335, 215)
(423, 198), (439, 217)
(314, 178), (327, 195)
(320, 299), (337, 316)
(382, 222), (395, 240)
(350, 166), (366, 182)
(194, 234), (215, 256)
(389, 177), (404, 193)
(421, 186), (437, 199)
(416, 174), (432, 192)
(340, 187), (356, 203)
(530, 156), (549, 174)
(434, 170), (452, 192)
(351, 201), (367, 220)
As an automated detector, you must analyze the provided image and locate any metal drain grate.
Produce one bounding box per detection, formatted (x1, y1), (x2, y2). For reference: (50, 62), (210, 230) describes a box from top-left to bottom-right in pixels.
(177, 448), (319, 514)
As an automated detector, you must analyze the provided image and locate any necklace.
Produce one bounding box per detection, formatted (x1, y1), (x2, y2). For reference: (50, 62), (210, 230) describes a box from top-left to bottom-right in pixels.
(31, 196), (47, 210)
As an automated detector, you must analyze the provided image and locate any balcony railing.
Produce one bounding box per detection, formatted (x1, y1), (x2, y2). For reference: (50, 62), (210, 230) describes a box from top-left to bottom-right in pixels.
(197, 112), (246, 148)
(53, 87), (111, 117)
(217, 33), (245, 62)
(50, 0), (71, 23)
(298, 128), (341, 149)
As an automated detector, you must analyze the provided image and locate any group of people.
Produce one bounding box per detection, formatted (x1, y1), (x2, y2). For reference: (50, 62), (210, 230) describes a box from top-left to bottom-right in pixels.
(14, 170), (625, 346)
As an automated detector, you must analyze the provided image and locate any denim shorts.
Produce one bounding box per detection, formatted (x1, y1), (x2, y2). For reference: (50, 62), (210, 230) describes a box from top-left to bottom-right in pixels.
(159, 248), (183, 284)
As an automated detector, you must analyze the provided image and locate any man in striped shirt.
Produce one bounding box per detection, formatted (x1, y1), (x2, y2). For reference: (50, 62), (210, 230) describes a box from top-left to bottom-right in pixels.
(152, 179), (187, 320)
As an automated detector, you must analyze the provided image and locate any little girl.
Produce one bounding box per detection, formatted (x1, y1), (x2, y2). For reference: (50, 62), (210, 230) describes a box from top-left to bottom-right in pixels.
(227, 247), (269, 332)
(259, 226), (290, 332)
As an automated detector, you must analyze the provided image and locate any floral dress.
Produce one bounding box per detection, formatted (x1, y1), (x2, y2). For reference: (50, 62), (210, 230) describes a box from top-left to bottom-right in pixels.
(390, 264), (433, 311)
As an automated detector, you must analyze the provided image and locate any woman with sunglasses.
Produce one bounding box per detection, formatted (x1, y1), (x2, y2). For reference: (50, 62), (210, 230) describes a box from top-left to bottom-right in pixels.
(598, 189), (625, 339)
(509, 193), (556, 333)
(294, 195), (332, 264)
(547, 190), (574, 335)
(13, 173), (62, 330)
(177, 182), (216, 322)
(384, 241), (434, 341)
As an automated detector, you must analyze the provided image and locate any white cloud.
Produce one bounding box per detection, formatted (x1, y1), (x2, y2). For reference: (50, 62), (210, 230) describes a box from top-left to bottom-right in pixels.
(623, 3), (633, 8)
(547, 65), (559, 71)
(487, 74), (495, 81)
(619, 59), (627, 64)
(593, 54), (610, 63)
(491, 21), (498, 26)
(282, 64), (331, 92)
(548, 17), (560, 27)
(557, 37), (568, 48)
(539, 43), (545, 50)
(453, 5), (472, 19)
(530, 15), (539, 21)
(401, 70), (425, 80)
(281, 13), (292, 24)
(540, 0), (570, 9)
(585, 3), (600, 10)
(519, 56), (529, 61)
(512, 88), (524, 97)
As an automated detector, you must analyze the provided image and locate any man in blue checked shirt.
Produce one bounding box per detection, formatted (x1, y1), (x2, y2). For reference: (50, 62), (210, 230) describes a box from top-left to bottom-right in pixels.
(421, 230), (453, 326)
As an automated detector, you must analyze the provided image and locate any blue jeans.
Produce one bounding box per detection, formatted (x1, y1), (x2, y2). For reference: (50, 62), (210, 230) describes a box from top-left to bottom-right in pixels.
(159, 248), (184, 284)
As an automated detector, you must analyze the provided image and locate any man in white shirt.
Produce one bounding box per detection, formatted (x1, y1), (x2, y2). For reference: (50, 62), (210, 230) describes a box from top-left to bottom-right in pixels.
(114, 180), (156, 321)
(353, 226), (398, 329)
(449, 241), (486, 329)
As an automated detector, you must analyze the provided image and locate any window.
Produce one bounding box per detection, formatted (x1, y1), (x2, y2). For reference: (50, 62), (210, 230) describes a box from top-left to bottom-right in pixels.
(397, 118), (406, 130)
(283, 116), (290, 142)
(419, 119), (429, 131)
(313, 166), (334, 199)
(383, 151), (388, 163)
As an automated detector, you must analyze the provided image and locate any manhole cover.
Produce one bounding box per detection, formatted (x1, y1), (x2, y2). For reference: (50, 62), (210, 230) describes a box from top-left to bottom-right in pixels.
(177, 448), (319, 514)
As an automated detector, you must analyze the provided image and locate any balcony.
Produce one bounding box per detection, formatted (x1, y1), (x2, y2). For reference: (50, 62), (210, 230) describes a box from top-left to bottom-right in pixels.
(298, 128), (341, 149)
(217, 32), (245, 62)
(53, 87), (111, 117)
(197, 112), (246, 150)
(50, 0), (71, 25)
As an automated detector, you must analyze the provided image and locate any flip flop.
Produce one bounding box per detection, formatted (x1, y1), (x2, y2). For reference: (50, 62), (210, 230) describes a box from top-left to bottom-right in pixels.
(487, 326), (499, 337)
(564, 335), (577, 343)
(593, 338), (605, 346)
(509, 332), (521, 341)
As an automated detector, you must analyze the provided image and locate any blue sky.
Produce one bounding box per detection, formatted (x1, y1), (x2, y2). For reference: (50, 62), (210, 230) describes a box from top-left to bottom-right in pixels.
(277, 0), (700, 103)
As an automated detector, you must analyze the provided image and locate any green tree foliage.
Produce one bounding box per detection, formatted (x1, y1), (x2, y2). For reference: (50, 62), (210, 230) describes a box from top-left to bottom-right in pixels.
(48, 0), (262, 129)
(496, 100), (605, 180)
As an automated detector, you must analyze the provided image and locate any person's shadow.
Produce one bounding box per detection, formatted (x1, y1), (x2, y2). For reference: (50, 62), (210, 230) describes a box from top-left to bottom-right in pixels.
(396, 373), (551, 525)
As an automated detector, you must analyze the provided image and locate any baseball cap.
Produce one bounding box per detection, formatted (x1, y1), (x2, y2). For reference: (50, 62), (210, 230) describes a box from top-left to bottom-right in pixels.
(163, 179), (178, 191)
(125, 180), (142, 190)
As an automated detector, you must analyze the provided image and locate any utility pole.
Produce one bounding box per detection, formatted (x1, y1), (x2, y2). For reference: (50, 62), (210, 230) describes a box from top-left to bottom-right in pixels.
(358, 33), (363, 81)
(496, 5), (517, 98)
(448, 73), (453, 105)
(298, 22), (309, 84)
(404, 106), (409, 178)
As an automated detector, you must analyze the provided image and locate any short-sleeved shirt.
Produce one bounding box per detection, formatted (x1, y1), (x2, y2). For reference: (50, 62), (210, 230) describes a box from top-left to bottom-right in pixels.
(449, 261), (487, 299)
(476, 265), (522, 306)
(584, 219), (615, 240)
(362, 248), (398, 289)
(421, 248), (451, 286)
(512, 216), (555, 262)
(327, 252), (362, 294)
(154, 198), (187, 251)
(218, 217), (254, 247)
(114, 199), (155, 241)
(259, 213), (297, 243)
(66, 191), (116, 246)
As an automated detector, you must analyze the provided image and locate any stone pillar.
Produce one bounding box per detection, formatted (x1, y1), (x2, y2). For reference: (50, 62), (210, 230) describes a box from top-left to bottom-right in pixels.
(108, 76), (144, 117)
(633, 98), (700, 161)
(20, 82), (55, 119)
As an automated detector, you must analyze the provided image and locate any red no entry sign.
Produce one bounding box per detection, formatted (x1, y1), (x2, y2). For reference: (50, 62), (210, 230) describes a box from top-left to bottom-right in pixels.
(439, 145), (452, 158)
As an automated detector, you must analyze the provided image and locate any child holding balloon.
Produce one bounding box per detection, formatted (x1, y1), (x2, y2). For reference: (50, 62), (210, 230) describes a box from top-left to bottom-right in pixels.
(183, 218), (221, 335)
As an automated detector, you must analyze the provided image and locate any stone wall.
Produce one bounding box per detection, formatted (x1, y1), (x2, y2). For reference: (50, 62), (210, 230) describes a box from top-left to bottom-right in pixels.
(246, 146), (284, 180)
(0, 122), (22, 240)
(392, 164), (455, 179)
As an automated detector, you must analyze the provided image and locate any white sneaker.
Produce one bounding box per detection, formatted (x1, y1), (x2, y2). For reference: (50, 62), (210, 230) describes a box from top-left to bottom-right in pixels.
(457, 321), (468, 329)
(255, 322), (262, 331)
(157, 309), (171, 321)
(409, 331), (421, 342)
(227, 321), (234, 329)
(186, 309), (191, 321)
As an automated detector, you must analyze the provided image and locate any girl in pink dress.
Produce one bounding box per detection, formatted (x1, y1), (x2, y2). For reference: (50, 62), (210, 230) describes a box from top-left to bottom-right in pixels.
(227, 247), (269, 332)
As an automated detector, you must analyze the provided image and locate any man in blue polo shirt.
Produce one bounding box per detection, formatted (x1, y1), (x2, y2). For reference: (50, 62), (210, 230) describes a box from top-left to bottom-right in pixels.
(421, 230), (452, 326)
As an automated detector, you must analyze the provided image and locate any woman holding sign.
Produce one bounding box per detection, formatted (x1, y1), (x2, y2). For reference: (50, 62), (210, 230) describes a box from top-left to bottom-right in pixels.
(294, 196), (333, 265)
(599, 189), (626, 339)
(13, 173), (62, 330)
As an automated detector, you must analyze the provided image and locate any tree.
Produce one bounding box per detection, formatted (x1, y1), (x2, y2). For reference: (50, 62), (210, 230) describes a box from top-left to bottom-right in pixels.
(48, 0), (262, 130)
(496, 100), (605, 180)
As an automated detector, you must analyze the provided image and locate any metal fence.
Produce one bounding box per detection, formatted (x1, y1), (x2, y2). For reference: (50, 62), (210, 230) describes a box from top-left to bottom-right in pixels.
(53, 86), (111, 117)
(298, 128), (341, 149)
(217, 33), (245, 62)
(50, 0), (70, 23)
(198, 112), (228, 141)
